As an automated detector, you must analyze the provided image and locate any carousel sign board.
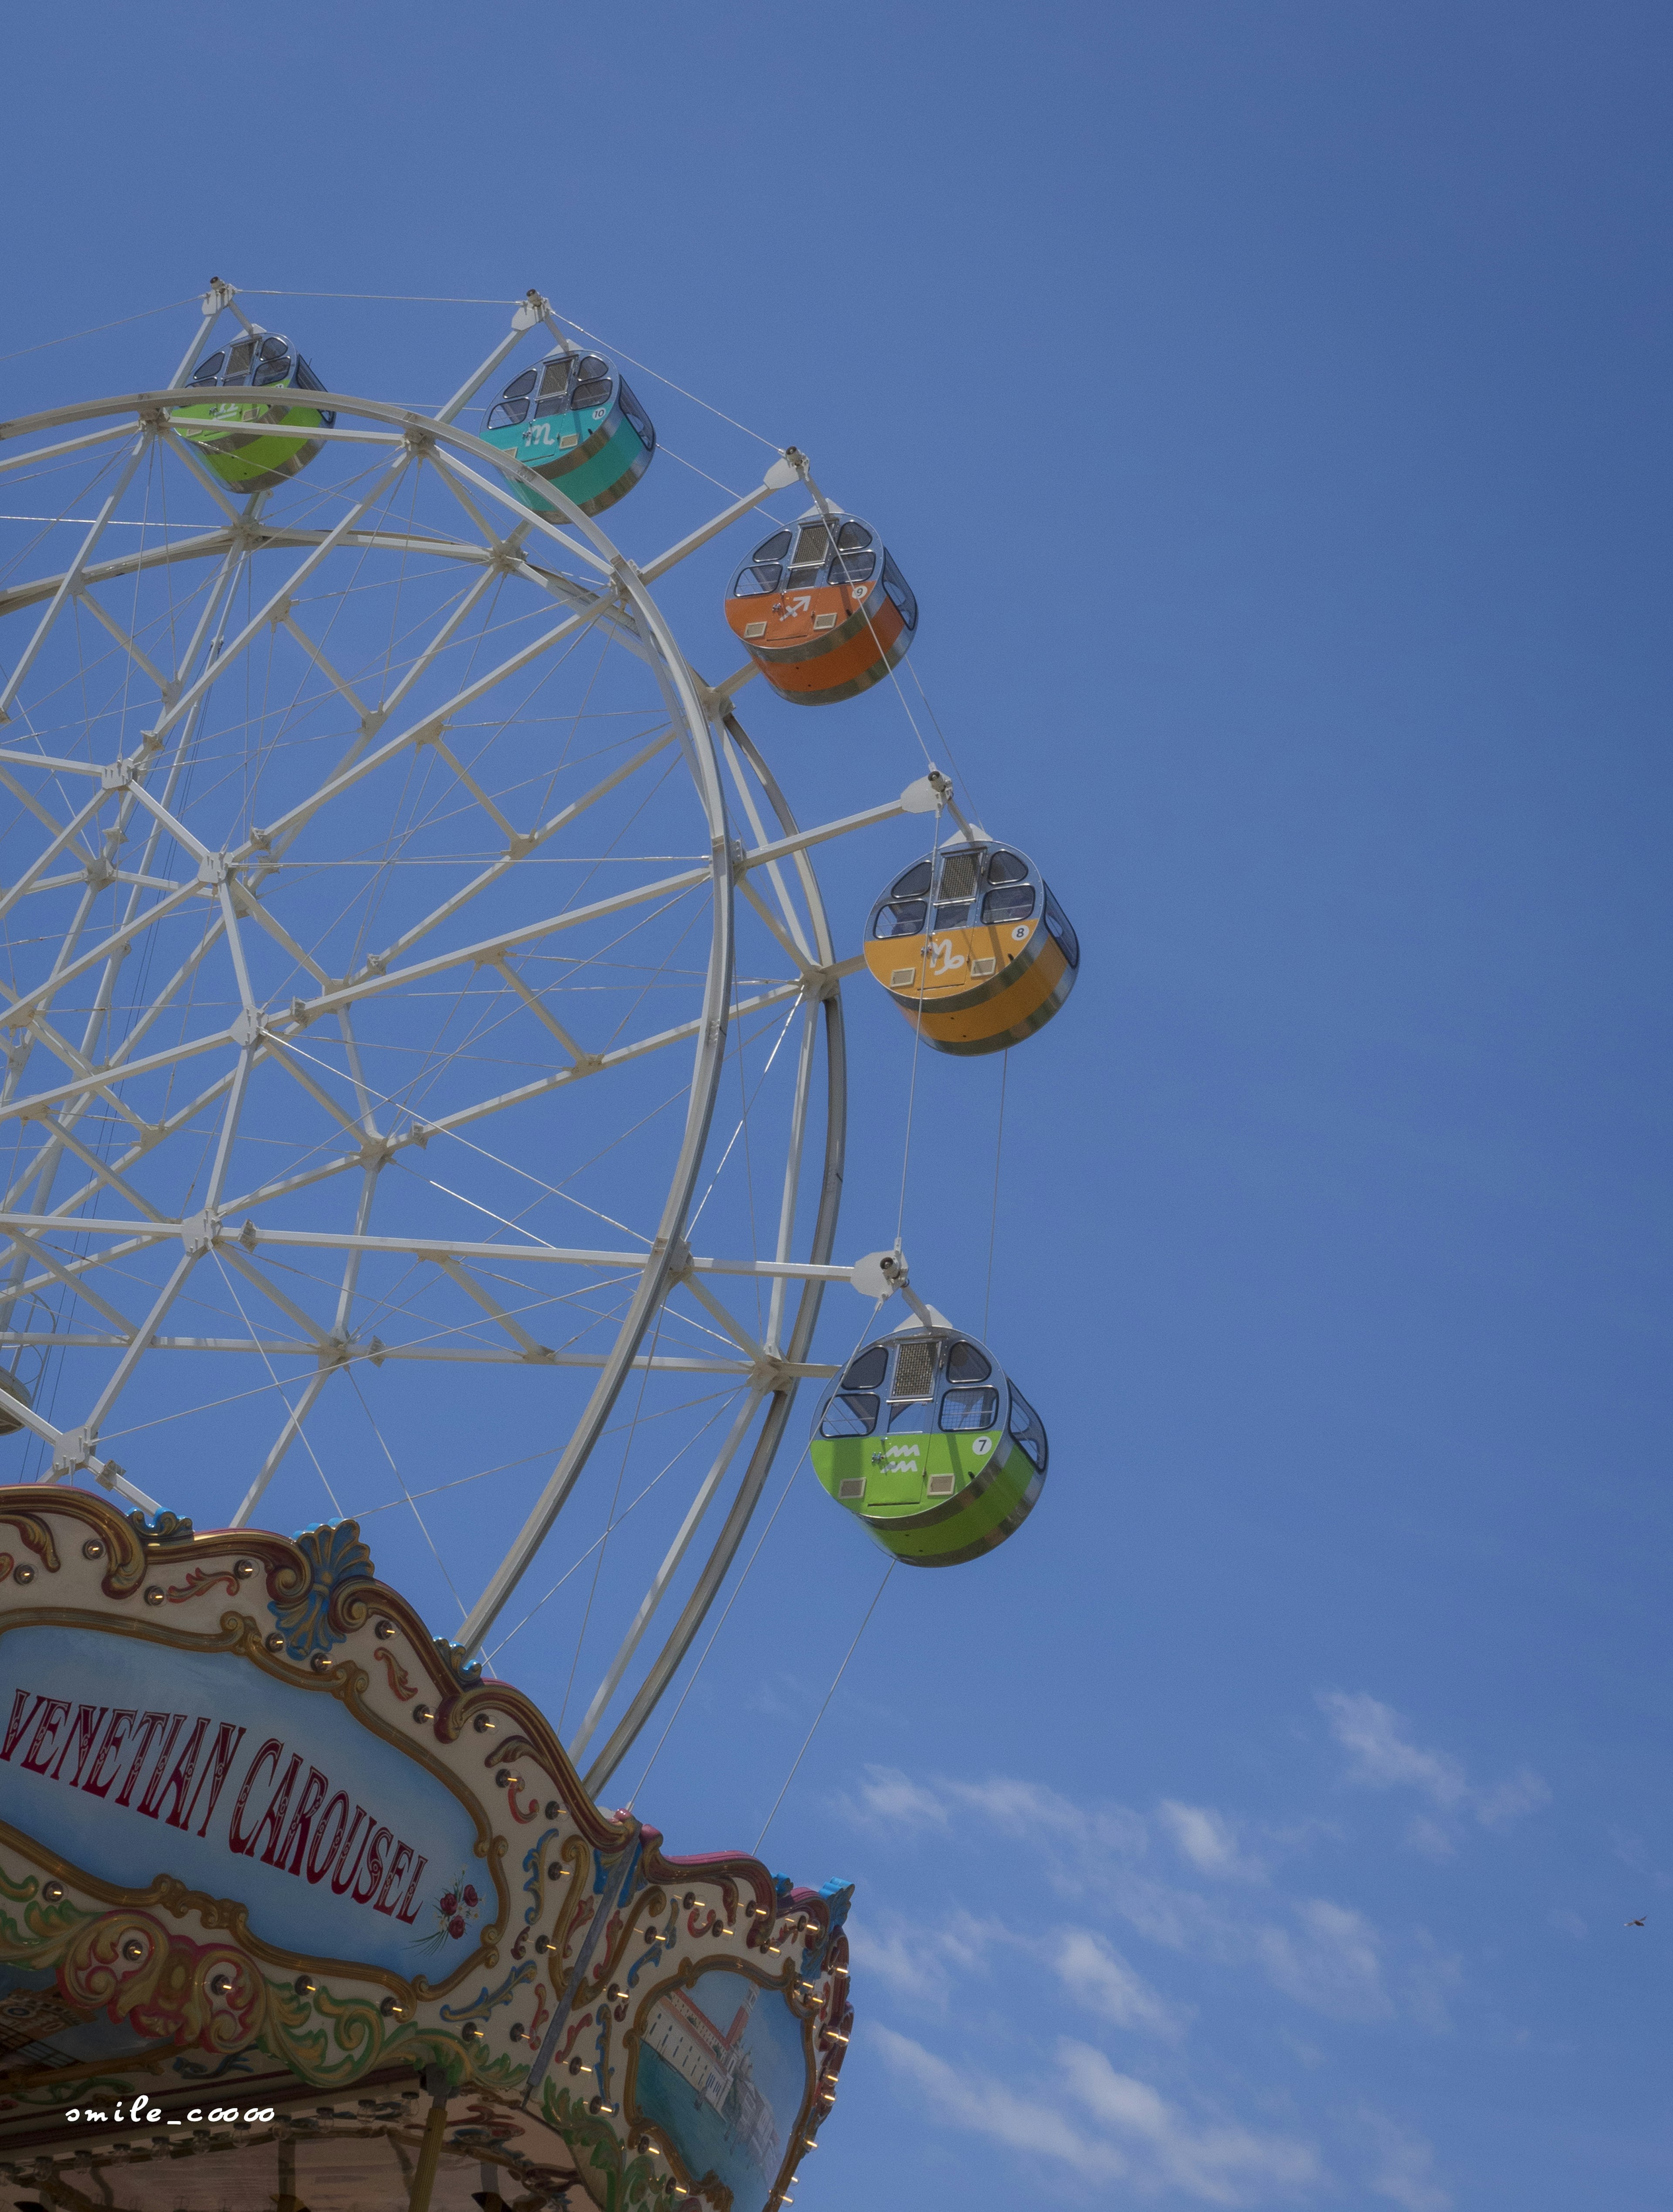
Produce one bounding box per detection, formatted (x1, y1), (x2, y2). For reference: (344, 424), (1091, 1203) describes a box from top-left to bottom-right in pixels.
(0, 1622), (481, 1977)
(0, 1489), (853, 2212)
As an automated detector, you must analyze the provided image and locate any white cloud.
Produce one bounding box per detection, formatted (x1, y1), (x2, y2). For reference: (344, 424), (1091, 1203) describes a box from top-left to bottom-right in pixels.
(840, 1766), (1443, 2026)
(941, 1772), (1089, 1831)
(938, 1772), (1150, 1893)
(1318, 1693), (1470, 1807)
(1472, 1770), (1552, 1828)
(1403, 1816), (1456, 1861)
(1049, 1931), (1192, 2040)
(870, 2024), (1123, 2183)
(1255, 1899), (1390, 2020)
(1317, 1693), (1549, 1843)
(1361, 2111), (1450, 2212)
(844, 1910), (1001, 2010)
(870, 2027), (1324, 2204)
(1059, 2040), (1324, 2204)
(1402, 1933), (1463, 2035)
(845, 1918), (954, 2007)
(849, 1764), (950, 1832)
(836, 1759), (1502, 2211)
(1160, 1800), (1265, 1881)
(1077, 1863), (1391, 2023)
(852, 1909), (1191, 2040)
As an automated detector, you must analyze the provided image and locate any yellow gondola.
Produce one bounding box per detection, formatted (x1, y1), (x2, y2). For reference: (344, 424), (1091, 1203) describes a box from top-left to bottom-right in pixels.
(862, 837), (1078, 1054)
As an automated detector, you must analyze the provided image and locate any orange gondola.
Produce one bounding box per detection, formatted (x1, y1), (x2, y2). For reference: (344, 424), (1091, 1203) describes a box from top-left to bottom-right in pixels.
(725, 509), (917, 706)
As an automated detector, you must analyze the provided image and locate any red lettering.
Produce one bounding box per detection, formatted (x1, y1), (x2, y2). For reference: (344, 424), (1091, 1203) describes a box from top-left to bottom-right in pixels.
(306, 1791), (350, 1885)
(329, 1808), (371, 1897)
(49, 1705), (108, 1785)
(186, 1722), (247, 1836)
(245, 1755), (301, 1865)
(374, 1842), (412, 1916)
(353, 1826), (392, 1904)
(227, 1739), (284, 1853)
(80, 1710), (137, 1799)
(396, 1853), (428, 1925)
(19, 1699), (70, 1774)
(113, 1713), (173, 1808)
(1, 1672), (445, 1931)
(1, 1691), (43, 1763)
(273, 1766), (328, 1877)
(142, 1717), (206, 1824)
(130, 1713), (185, 1815)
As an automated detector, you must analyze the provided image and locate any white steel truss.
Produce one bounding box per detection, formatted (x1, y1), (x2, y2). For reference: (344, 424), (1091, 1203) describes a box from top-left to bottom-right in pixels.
(0, 308), (956, 1778)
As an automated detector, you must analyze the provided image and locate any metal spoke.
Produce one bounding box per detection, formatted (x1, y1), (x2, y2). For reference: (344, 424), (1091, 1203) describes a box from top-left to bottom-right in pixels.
(0, 432), (152, 720)
(566, 1386), (764, 1762)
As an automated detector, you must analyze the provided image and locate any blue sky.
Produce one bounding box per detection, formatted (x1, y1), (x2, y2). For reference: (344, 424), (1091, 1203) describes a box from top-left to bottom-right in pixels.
(3, 3), (1671, 2205)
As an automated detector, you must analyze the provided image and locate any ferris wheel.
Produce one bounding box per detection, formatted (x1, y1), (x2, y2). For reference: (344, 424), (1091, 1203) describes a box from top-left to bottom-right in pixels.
(0, 283), (1077, 1797)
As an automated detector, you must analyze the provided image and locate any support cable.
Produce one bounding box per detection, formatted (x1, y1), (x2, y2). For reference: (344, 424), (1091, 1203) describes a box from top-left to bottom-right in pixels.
(242, 291), (520, 306)
(232, 290), (787, 452)
(346, 1364), (467, 1622)
(210, 1251), (344, 1517)
(552, 321), (781, 452)
(625, 1302), (886, 1809)
(983, 1049), (1010, 1340)
(484, 1392), (739, 1662)
(0, 297), (201, 365)
(558, 1300), (666, 1733)
(905, 657), (978, 815)
(754, 1558), (895, 1853)
(894, 808), (946, 1250)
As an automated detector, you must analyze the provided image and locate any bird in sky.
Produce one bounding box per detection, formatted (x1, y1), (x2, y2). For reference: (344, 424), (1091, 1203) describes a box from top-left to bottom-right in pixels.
(1626, 1917), (1646, 1927)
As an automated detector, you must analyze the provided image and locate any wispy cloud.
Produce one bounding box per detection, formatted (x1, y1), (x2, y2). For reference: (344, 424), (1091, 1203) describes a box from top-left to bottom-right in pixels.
(1317, 1693), (1549, 1850)
(844, 1909), (1002, 2011)
(1159, 1800), (1266, 1881)
(1360, 2110), (1451, 2212)
(847, 1767), (1399, 2020)
(1049, 1931), (1194, 2040)
(1254, 1899), (1390, 2020)
(1060, 2040), (1324, 2204)
(1401, 1929), (1464, 2035)
(870, 2025), (1123, 2183)
(870, 2026), (1324, 2204)
(941, 1771), (1150, 1876)
(1319, 1693), (1471, 1807)
(850, 1909), (1191, 2039)
(847, 1765), (951, 1833)
(832, 1723), (1531, 2205)
(837, 1756), (1490, 2203)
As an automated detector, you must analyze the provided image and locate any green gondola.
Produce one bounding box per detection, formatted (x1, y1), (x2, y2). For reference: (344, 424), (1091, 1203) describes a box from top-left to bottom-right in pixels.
(173, 334), (335, 492)
(481, 347), (655, 520)
(809, 1323), (1047, 1567)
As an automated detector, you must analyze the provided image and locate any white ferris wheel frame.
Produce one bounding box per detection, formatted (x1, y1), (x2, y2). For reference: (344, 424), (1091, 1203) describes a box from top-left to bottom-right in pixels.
(0, 293), (948, 1789)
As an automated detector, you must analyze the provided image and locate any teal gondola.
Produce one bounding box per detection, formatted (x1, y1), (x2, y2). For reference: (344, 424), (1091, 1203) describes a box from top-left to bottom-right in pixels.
(481, 348), (655, 520)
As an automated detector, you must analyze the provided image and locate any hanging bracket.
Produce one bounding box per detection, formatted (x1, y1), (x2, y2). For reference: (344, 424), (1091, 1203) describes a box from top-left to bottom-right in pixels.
(851, 1248), (938, 1330)
(900, 764), (980, 845)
